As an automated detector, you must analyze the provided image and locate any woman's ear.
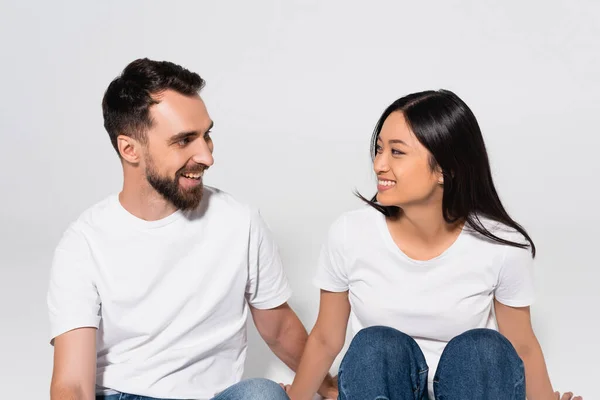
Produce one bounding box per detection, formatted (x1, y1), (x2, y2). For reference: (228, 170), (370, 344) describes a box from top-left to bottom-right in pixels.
(436, 166), (445, 185)
(438, 168), (455, 185)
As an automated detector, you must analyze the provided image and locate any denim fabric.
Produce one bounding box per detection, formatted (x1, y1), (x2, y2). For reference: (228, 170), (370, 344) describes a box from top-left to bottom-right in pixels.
(337, 326), (525, 400)
(95, 378), (289, 400)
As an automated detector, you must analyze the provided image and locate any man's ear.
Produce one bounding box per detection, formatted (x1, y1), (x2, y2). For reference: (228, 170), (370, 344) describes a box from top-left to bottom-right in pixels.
(117, 135), (142, 164)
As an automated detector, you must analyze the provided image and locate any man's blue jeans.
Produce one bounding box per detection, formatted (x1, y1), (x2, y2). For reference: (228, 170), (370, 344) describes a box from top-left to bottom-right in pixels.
(337, 326), (526, 400)
(95, 378), (289, 400)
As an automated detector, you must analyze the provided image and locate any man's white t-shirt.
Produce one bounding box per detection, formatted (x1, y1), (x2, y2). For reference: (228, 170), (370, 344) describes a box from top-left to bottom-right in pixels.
(47, 186), (292, 399)
(313, 207), (535, 399)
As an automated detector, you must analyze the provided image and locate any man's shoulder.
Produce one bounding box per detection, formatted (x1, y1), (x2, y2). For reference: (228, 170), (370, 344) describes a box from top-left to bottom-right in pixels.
(79, 194), (119, 223)
(190, 185), (257, 222)
(54, 194), (118, 251)
(202, 186), (249, 210)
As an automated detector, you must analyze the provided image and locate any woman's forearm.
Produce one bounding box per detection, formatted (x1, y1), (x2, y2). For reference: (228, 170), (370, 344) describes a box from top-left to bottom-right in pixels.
(288, 331), (340, 400)
(519, 340), (555, 400)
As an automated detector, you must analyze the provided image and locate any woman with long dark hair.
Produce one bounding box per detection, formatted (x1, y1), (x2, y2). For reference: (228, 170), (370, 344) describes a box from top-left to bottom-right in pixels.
(286, 90), (580, 400)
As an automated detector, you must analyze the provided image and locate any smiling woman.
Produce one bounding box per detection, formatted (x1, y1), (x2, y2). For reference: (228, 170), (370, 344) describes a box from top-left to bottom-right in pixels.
(287, 90), (582, 400)
(358, 89), (536, 255)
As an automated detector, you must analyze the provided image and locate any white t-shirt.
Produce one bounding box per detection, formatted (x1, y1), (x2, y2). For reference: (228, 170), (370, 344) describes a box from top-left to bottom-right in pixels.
(313, 207), (535, 398)
(47, 186), (292, 400)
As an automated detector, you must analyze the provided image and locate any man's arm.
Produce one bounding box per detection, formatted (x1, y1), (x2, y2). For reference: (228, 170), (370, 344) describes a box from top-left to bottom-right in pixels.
(250, 302), (337, 399)
(50, 327), (97, 400)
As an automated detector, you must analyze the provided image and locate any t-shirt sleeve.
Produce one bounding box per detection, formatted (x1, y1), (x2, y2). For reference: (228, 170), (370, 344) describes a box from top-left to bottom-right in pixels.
(47, 224), (101, 344)
(312, 215), (349, 292)
(494, 243), (535, 307)
(245, 209), (292, 309)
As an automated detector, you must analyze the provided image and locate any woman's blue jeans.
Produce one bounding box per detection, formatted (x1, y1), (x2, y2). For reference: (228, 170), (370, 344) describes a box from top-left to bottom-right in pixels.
(337, 326), (525, 400)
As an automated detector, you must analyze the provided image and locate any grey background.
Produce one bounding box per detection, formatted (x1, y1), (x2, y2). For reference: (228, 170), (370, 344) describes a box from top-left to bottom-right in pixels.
(0, 1), (598, 398)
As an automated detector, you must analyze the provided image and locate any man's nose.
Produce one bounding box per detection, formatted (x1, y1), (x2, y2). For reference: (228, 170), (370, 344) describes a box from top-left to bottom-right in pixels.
(191, 140), (214, 167)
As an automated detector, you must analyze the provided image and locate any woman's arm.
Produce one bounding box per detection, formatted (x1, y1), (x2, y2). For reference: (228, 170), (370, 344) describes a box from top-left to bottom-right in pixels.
(494, 300), (581, 400)
(287, 290), (351, 400)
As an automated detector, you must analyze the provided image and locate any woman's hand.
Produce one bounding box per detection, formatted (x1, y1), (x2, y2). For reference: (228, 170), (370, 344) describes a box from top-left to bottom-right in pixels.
(318, 375), (338, 399)
(281, 379), (339, 399)
(279, 382), (290, 392)
(555, 391), (582, 400)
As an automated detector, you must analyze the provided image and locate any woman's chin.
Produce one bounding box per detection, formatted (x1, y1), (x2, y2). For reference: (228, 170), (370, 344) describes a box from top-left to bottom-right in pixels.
(375, 193), (400, 207)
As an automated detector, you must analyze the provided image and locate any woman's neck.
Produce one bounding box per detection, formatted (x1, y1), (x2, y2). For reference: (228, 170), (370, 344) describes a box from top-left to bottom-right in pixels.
(386, 204), (464, 261)
(392, 205), (461, 241)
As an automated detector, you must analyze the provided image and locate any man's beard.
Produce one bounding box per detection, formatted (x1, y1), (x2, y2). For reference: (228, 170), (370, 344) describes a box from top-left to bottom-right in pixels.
(145, 155), (205, 211)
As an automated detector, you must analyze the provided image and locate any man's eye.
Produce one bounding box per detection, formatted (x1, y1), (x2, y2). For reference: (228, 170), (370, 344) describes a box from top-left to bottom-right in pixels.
(204, 130), (212, 140)
(178, 137), (191, 147)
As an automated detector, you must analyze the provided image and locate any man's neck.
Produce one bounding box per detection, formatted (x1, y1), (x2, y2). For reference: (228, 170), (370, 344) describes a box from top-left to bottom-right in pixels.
(119, 179), (178, 222)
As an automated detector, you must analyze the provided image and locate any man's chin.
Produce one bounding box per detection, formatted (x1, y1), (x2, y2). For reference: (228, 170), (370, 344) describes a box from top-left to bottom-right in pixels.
(172, 188), (203, 211)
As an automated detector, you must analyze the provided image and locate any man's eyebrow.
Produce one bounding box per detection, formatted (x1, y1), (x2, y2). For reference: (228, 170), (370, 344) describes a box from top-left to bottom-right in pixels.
(169, 131), (198, 143)
(169, 121), (214, 142)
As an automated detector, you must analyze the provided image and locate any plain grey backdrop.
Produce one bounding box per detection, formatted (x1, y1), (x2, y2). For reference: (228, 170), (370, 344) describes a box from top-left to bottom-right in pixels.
(1, 0), (598, 398)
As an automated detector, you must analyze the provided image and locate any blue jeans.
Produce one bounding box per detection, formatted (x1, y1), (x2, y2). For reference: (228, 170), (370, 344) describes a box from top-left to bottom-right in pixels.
(95, 378), (289, 400)
(338, 326), (525, 400)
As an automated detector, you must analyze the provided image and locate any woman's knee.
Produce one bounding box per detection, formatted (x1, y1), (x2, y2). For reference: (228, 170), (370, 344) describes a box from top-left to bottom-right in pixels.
(352, 325), (414, 347)
(345, 326), (422, 364)
(339, 326), (429, 398)
(444, 328), (522, 364)
(435, 329), (525, 398)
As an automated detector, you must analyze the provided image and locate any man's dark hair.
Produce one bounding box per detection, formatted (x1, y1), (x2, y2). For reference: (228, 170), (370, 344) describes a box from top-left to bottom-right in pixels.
(101, 58), (205, 156)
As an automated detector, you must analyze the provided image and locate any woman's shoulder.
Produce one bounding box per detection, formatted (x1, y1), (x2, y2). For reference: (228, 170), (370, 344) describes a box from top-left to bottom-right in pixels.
(323, 206), (383, 244)
(330, 205), (381, 229)
(464, 214), (532, 252)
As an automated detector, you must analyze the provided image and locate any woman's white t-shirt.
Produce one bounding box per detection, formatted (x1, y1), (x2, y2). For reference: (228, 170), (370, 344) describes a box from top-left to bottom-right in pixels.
(313, 207), (535, 398)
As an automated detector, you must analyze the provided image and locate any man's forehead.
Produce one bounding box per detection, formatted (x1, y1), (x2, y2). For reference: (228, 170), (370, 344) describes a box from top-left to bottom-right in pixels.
(149, 90), (209, 128)
(151, 90), (205, 112)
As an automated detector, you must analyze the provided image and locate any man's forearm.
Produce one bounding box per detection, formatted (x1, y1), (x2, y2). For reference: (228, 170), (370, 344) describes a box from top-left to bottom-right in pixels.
(266, 311), (308, 371)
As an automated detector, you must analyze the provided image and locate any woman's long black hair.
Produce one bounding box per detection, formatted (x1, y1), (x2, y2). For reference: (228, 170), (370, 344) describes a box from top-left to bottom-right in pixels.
(358, 89), (536, 257)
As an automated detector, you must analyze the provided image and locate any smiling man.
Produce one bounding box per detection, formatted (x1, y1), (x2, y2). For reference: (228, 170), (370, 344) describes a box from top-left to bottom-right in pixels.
(47, 58), (336, 400)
